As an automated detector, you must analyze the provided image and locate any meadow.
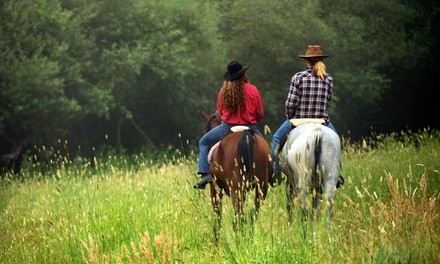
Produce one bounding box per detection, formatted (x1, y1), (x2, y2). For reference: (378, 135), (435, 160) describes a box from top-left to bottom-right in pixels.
(0, 129), (439, 263)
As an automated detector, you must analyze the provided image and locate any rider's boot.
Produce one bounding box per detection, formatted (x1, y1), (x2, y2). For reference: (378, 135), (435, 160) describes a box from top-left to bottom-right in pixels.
(337, 175), (345, 188)
(194, 173), (212, 189)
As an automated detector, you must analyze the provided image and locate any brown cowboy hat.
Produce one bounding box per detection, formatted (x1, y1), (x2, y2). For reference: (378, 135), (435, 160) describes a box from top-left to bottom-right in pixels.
(298, 45), (329, 59)
(224, 60), (250, 81)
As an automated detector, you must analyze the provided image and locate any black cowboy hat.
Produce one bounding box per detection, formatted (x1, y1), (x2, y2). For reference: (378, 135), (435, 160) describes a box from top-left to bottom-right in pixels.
(224, 60), (249, 81)
(298, 45), (329, 59)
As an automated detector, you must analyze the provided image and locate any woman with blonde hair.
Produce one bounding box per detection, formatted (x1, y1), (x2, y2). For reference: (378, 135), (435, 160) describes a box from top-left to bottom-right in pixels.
(194, 60), (265, 189)
(272, 45), (337, 179)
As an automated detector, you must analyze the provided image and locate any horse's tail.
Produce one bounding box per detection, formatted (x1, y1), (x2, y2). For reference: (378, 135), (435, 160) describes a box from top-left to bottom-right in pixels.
(313, 131), (322, 190)
(290, 126), (322, 190)
(238, 129), (255, 177)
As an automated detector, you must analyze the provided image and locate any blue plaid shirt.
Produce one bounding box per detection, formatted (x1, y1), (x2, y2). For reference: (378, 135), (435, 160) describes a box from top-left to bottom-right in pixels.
(285, 67), (333, 122)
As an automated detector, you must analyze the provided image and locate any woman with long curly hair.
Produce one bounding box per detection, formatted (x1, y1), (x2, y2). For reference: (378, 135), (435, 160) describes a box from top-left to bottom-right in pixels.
(194, 60), (265, 189)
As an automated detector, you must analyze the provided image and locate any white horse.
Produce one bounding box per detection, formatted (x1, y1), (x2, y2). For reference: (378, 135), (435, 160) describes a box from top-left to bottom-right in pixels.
(279, 122), (342, 237)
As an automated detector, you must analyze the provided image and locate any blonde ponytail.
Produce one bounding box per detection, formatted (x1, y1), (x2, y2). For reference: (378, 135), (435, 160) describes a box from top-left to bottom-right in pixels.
(313, 61), (327, 80)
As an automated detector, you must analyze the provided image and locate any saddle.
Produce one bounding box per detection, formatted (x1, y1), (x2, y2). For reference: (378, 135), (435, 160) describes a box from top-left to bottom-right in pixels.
(207, 126), (250, 163)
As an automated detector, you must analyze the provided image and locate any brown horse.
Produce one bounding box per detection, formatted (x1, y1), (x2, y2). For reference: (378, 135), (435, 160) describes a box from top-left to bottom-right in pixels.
(200, 111), (273, 242)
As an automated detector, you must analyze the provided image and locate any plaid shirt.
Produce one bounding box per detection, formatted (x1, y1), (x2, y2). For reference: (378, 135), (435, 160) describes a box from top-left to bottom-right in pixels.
(285, 67), (332, 122)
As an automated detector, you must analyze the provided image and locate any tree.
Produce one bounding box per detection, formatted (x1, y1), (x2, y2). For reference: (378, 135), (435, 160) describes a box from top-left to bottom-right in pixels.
(1, 0), (438, 165)
(318, 0), (418, 137)
(0, 0), (83, 150)
(217, 0), (436, 139)
(68, 0), (224, 150)
(0, 0), (225, 159)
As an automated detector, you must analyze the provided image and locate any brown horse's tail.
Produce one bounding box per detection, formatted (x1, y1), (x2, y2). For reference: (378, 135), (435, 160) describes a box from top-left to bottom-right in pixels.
(237, 129), (255, 177)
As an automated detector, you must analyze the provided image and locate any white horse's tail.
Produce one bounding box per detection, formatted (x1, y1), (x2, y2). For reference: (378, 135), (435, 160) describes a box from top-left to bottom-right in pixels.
(312, 131), (322, 189)
(288, 126), (323, 191)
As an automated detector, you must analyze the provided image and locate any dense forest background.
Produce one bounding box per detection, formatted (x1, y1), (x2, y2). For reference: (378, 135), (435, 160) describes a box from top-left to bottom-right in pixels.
(1, 0), (439, 171)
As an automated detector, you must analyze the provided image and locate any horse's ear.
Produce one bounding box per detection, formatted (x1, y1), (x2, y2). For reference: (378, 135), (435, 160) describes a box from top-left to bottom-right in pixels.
(200, 111), (210, 121)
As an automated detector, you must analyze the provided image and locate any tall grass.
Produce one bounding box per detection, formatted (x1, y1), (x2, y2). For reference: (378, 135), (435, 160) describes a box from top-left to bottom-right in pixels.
(0, 129), (439, 263)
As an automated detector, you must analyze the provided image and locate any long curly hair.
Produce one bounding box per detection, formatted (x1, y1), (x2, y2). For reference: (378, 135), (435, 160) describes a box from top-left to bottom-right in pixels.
(221, 75), (248, 114)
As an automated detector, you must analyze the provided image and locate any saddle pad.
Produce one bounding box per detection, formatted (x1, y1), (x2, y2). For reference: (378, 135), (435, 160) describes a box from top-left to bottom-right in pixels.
(290, 118), (325, 127)
(230, 125), (250, 132)
(207, 141), (220, 164)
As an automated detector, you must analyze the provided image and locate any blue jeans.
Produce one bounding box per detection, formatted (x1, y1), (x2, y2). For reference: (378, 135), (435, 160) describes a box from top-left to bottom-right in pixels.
(198, 122), (262, 174)
(271, 119), (337, 173)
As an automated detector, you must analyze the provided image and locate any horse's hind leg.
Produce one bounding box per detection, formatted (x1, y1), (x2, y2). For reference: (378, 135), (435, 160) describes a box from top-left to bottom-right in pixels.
(251, 180), (266, 224)
(286, 182), (297, 224)
(312, 188), (322, 241)
(324, 182), (337, 239)
(312, 188), (321, 218)
(231, 185), (245, 232)
(210, 185), (223, 244)
(325, 197), (335, 243)
(298, 189), (310, 239)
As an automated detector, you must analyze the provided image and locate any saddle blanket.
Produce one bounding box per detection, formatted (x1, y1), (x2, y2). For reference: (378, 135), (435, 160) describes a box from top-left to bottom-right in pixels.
(207, 141), (220, 164)
(207, 126), (250, 163)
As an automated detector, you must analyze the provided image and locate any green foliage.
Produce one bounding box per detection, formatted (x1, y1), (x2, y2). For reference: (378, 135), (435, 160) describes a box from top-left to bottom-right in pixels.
(315, 0), (420, 132)
(0, 0), (82, 142)
(124, 0), (224, 145)
(0, 0), (437, 154)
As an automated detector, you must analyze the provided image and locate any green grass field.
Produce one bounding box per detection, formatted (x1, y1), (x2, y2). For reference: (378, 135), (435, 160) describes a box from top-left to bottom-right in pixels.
(1, 129), (439, 263)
